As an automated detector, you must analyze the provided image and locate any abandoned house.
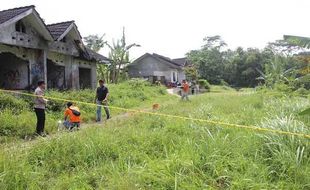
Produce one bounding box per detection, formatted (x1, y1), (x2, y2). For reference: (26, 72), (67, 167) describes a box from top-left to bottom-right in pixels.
(0, 5), (109, 90)
(127, 53), (187, 84)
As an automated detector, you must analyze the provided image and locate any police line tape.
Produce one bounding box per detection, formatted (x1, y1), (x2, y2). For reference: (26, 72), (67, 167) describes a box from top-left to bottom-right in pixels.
(0, 89), (309, 139)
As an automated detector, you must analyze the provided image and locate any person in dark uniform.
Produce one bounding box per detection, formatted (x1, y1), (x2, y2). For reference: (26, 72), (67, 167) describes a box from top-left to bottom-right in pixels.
(95, 79), (110, 122)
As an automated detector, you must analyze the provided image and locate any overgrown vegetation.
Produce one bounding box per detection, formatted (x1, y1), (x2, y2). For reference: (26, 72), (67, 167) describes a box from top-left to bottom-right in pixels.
(0, 79), (168, 139)
(187, 35), (310, 92)
(0, 83), (309, 189)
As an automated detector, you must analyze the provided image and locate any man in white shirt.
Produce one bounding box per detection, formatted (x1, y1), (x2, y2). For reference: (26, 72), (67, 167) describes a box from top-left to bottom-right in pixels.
(34, 80), (48, 136)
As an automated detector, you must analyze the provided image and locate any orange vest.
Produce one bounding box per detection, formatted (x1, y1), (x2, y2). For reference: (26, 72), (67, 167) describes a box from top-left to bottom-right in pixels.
(182, 83), (190, 92)
(64, 106), (81, 123)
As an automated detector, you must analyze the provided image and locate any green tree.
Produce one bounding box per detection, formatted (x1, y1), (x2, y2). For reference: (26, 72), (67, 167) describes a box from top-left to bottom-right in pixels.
(83, 34), (109, 82)
(83, 34), (106, 52)
(184, 65), (199, 81)
(187, 35), (227, 84)
(105, 27), (140, 83)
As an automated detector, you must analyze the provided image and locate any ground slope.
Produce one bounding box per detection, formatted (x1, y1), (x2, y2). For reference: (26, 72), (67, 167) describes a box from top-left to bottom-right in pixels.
(0, 89), (309, 189)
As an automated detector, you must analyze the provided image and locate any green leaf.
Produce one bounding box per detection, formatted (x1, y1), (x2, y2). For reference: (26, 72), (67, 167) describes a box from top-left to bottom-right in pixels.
(299, 107), (310, 115)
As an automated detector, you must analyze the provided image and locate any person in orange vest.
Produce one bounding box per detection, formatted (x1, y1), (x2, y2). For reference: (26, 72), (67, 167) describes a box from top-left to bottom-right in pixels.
(181, 80), (190, 101)
(64, 102), (81, 130)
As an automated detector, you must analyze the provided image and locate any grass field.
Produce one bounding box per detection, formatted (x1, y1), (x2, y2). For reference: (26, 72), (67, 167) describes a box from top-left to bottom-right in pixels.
(0, 82), (309, 189)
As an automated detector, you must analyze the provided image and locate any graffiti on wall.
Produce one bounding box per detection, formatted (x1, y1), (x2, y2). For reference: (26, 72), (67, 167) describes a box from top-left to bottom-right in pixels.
(31, 63), (43, 76)
(0, 52), (29, 89)
(1, 69), (21, 89)
(47, 59), (65, 89)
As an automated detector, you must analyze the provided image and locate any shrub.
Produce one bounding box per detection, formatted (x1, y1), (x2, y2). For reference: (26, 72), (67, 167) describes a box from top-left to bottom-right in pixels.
(198, 79), (211, 91)
(0, 93), (29, 113)
(0, 81), (170, 138)
(274, 83), (293, 93)
(127, 78), (151, 88)
(220, 79), (229, 86)
(294, 87), (309, 97)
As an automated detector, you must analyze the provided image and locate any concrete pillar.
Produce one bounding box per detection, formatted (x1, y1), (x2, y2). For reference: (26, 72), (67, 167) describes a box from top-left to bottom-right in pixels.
(71, 60), (79, 90)
(64, 55), (72, 89)
(43, 50), (47, 89)
(91, 63), (97, 89)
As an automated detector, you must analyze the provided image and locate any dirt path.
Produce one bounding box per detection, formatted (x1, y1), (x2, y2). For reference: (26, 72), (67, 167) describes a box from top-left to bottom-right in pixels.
(166, 88), (181, 97)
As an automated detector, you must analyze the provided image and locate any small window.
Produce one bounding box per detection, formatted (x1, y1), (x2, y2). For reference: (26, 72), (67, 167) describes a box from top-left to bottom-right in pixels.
(15, 21), (26, 33)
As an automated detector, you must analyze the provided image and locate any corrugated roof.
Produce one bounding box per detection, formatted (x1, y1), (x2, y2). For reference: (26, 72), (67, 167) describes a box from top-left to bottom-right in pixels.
(0, 5), (34, 24)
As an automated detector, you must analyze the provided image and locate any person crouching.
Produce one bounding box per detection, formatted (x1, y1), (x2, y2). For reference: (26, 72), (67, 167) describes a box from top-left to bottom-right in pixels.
(64, 102), (81, 131)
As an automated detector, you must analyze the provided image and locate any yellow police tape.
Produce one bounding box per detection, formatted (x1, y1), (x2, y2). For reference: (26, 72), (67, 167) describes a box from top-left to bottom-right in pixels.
(0, 89), (309, 139)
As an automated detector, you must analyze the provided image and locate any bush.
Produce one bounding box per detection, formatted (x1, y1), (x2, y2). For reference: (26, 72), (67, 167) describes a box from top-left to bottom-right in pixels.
(0, 81), (169, 138)
(274, 83), (293, 93)
(0, 93), (29, 113)
(127, 78), (151, 88)
(220, 79), (229, 86)
(198, 79), (211, 91)
(294, 87), (309, 97)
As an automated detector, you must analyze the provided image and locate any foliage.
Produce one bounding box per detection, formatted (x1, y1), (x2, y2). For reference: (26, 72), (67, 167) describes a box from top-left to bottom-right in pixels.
(0, 80), (168, 138)
(187, 37), (271, 87)
(187, 36), (227, 84)
(83, 34), (106, 53)
(284, 35), (310, 49)
(198, 79), (211, 91)
(294, 87), (309, 97)
(219, 79), (229, 86)
(299, 107), (310, 116)
(0, 91), (309, 189)
(187, 36), (309, 90)
(83, 34), (109, 82)
(106, 27), (140, 83)
(184, 66), (199, 81)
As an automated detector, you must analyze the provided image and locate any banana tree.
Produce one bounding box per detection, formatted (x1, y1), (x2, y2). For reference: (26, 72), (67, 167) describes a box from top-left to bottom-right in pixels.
(105, 27), (140, 83)
(284, 35), (310, 49)
(256, 56), (295, 87)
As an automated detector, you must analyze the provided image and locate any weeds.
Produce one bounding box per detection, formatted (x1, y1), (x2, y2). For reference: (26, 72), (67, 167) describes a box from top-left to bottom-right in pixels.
(0, 83), (309, 189)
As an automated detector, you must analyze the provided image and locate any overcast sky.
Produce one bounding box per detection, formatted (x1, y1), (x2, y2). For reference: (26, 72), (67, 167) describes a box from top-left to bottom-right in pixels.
(2, 0), (310, 59)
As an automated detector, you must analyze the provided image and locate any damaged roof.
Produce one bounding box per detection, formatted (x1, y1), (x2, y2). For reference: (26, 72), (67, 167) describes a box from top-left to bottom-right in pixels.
(86, 48), (111, 63)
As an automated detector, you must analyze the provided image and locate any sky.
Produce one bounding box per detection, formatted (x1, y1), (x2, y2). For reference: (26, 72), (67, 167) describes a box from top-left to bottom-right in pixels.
(2, 0), (310, 59)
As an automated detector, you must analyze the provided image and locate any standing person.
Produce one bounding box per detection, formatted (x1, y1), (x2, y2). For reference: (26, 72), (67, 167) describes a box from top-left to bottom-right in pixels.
(34, 80), (48, 136)
(95, 79), (110, 122)
(181, 80), (190, 101)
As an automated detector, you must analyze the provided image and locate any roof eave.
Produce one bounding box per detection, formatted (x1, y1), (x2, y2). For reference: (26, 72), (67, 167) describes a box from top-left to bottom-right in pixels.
(57, 23), (82, 41)
(0, 7), (54, 41)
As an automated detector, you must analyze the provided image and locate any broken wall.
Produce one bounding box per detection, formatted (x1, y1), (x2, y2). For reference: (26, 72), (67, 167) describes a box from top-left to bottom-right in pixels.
(0, 44), (45, 90)
(0, 52), (29, 89)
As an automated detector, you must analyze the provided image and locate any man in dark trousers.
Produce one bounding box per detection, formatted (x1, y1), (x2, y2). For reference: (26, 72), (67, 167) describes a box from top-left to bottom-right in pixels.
(95, 79), (110, 122)
(34, 80), (48, 136)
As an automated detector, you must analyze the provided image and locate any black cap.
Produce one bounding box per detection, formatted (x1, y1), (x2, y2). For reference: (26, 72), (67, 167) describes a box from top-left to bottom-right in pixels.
(37, 80), (45, 86)
(67, 102), (73, 107)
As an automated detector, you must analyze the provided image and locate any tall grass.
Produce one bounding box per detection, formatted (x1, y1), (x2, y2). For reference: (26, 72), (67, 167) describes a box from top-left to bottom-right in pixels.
(0, 85), (309, 189)
(0, 79), (169, 139)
